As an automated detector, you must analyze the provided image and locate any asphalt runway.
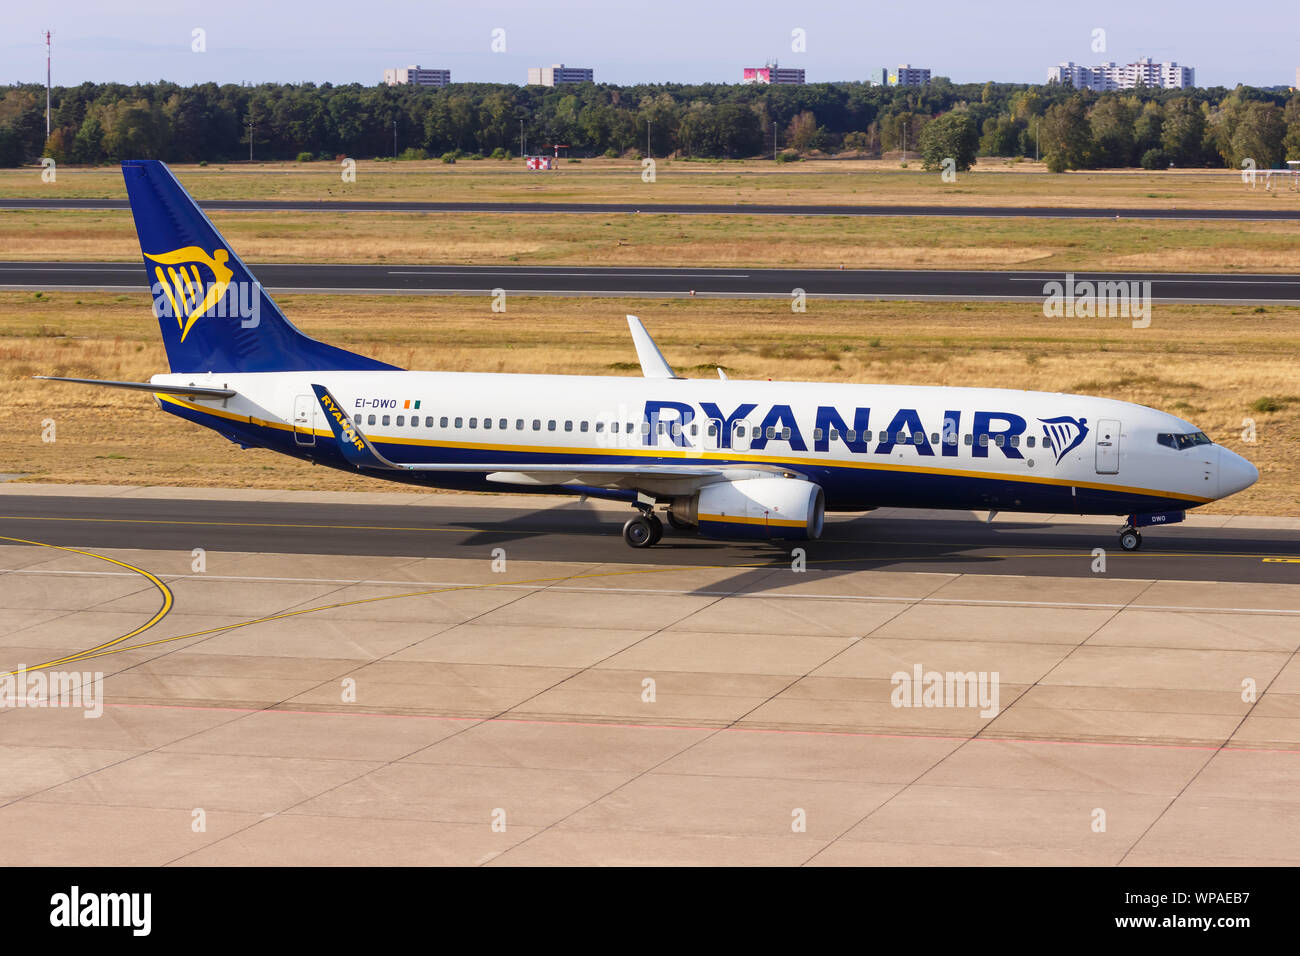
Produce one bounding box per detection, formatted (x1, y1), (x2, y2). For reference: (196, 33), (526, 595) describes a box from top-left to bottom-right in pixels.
(5, 261), (1300, 303)
(2, 493), (1296, 584)
(4, 197), (1300, 221)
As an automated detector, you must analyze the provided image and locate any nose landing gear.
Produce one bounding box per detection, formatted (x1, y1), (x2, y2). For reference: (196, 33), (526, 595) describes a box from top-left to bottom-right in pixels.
(1117, 510), (1185, 552)
(1118, 526), (1142, 551)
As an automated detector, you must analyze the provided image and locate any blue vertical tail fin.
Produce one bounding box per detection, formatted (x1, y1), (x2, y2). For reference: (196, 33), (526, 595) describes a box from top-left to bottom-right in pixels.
(121, 160), (398, 374)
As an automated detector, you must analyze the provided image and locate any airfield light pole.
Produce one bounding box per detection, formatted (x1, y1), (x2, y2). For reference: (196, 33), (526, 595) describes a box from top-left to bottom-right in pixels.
(44, 30), (53, 138)
(393, 118), (397, 159)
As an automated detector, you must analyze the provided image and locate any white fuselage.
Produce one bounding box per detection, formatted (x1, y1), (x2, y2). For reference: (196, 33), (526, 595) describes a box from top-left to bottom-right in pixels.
(151, 369), (1255, 515)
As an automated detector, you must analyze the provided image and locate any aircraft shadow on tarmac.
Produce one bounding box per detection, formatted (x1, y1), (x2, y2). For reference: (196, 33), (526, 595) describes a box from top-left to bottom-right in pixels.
(442, 500), (1299, 587)
(2, 495), (1293, 588)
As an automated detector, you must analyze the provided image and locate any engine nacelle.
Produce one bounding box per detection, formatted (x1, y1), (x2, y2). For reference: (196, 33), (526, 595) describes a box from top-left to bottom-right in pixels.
(671, 478), (825, 541)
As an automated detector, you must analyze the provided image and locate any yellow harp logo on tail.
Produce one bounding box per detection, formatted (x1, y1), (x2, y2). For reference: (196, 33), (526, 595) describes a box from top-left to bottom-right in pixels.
(144, 246), (234, 342)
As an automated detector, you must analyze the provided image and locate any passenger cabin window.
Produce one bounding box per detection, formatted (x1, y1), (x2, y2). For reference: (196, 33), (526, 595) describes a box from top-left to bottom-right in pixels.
(425, 417), (433, 428)
(1026, 436), (1036, 448)
(382, 415), (391, 426)
(1157, 431), (1211, 450)
(516, 419), (524, 430)
(814, 428), (824, 441)
(469, 417), (478, 428)
(581, 421), (589, 432)
(533, 420), (541, 430)
(454, 417), (463, 428)
(548, 420), (556, 431)
(499, 418), (507, 430)
(964, 434), (973, 446)
(979, 435), (989, 446)
(564, 421), (573, 432)
(483, 418), (491, 429)
(368, 414), (377, 426)
(595, 422), (604, 433)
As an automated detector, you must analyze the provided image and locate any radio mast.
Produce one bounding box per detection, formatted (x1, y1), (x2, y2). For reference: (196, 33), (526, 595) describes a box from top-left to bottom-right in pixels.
(44, 30), (54, 138)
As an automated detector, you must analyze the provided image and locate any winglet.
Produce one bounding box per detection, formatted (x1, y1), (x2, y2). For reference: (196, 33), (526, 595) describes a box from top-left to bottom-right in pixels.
(310, 384), (400, 470)
(626, 315), (679, 379)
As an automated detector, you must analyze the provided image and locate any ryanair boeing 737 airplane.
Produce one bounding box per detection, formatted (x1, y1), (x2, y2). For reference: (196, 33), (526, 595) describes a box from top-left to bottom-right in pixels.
(39, 160), (1258, 550)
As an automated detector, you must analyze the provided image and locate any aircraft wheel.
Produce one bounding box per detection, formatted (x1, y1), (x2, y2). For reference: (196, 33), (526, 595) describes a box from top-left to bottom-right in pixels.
(647, 514), (664, 545)
(623, 515), (656, 548)
(1119, 529), (1142, 552)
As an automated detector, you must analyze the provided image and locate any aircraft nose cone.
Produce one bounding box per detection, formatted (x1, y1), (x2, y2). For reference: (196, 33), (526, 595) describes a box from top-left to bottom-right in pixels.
(1218, 446), (1259, 498)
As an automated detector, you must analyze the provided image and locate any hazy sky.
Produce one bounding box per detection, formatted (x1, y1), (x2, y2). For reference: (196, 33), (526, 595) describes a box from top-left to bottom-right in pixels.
(7, 0), (1295, 89)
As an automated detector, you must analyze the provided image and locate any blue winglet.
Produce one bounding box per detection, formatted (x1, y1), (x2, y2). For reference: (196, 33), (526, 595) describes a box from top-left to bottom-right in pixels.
(311, 384), (397, 470)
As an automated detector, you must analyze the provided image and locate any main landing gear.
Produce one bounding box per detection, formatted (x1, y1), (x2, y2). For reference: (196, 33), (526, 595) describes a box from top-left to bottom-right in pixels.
(622, 507), (663, 548)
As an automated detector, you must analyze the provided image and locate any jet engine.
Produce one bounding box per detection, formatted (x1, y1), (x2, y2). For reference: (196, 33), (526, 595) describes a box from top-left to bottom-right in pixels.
(669, 477), (825, 541)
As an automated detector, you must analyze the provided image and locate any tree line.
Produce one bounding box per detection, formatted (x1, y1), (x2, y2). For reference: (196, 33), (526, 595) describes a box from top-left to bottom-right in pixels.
(2, 78), (1298, 171)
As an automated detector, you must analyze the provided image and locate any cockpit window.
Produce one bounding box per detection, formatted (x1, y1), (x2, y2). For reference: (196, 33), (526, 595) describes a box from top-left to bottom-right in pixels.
(1157, 431), (1211, 450)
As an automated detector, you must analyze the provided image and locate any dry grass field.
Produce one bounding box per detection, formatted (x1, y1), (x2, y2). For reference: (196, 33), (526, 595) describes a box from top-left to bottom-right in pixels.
(1, 291), (1295, 514)
(2, 157), (1296, 209)
(6, 208), (1300, 273)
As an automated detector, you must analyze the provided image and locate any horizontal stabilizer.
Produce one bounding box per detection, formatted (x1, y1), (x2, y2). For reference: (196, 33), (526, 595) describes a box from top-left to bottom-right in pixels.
(33, 376), (236, 399)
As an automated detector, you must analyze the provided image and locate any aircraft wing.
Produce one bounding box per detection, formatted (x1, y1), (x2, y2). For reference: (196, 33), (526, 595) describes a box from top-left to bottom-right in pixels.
(310, 384), (773, 493)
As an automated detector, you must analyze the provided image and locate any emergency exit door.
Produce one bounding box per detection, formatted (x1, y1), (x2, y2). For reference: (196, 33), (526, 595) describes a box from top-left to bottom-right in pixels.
(1095, 419), (1120, 474)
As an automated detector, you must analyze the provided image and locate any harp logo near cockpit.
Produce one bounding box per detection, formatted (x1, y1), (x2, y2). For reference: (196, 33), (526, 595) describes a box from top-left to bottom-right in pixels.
(1039, 416), (1089, 465)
